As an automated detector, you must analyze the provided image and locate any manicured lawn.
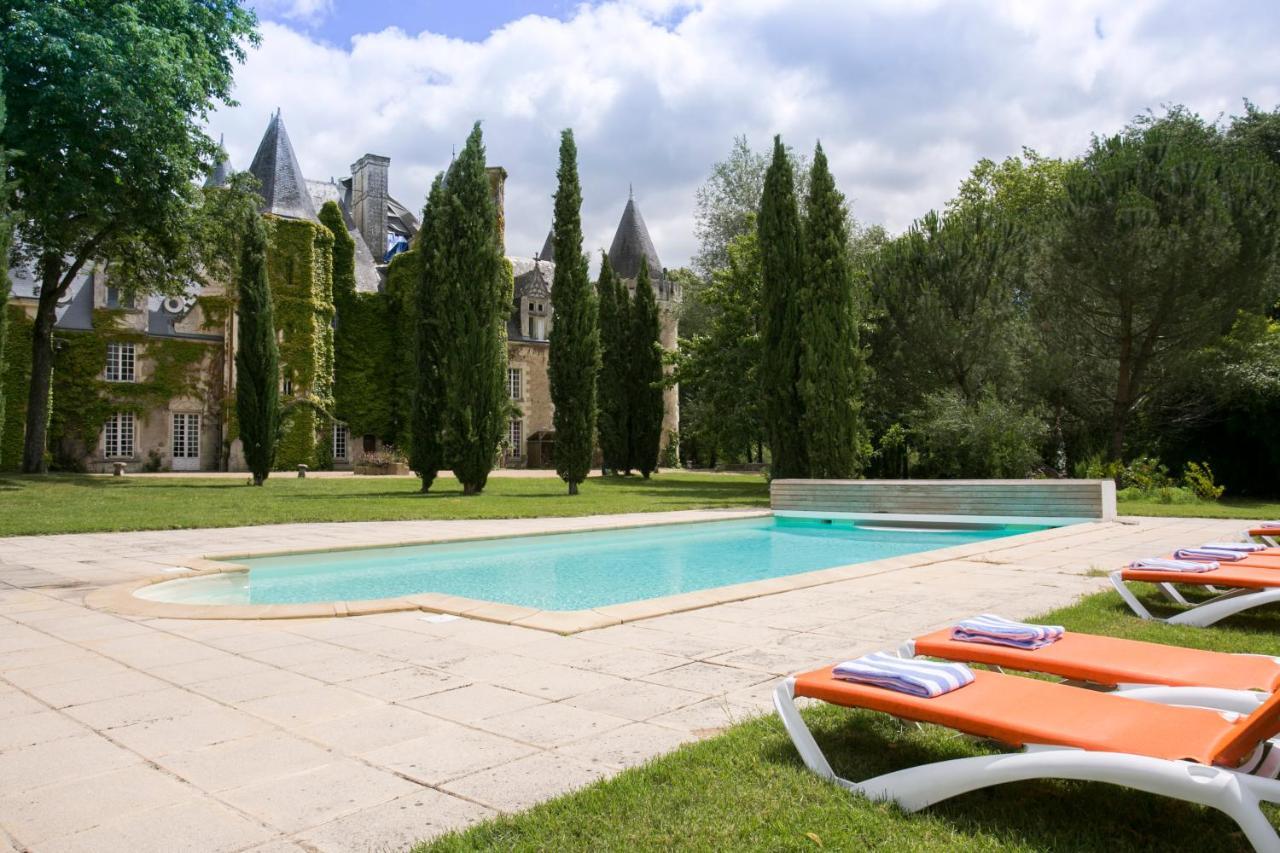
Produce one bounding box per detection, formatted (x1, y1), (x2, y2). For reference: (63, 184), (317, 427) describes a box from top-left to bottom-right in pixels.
(1119, 496), (1279, 520)
(419, 588), (1279, 852)
(0, 472), (768, 536)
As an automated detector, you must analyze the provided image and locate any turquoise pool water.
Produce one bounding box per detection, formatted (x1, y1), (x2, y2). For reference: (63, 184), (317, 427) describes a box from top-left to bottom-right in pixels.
(139, 516), (1050, 611)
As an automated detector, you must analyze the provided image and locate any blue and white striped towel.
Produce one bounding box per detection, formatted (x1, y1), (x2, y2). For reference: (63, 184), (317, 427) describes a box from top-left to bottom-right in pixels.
(951, 614), (1064, 649)
(1201, 541), (1267, 552)
(1175, 547), (1248, 562)
(832, 652), (974, 698)
(1260, 522), (1280, 529)
(1130, 557), (1220, 573)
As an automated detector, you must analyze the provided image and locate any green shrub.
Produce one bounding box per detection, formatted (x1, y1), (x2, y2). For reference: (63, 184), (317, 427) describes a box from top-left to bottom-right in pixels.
(1118, 456), (1172, 492)
(1116, 485), (1202, 504)
(1182, 461), (1225, 501)
(911, 391), (1046, 478)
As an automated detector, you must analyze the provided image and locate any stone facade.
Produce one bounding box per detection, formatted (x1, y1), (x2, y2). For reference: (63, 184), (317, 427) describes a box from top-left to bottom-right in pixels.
(3, 112), (681, 472)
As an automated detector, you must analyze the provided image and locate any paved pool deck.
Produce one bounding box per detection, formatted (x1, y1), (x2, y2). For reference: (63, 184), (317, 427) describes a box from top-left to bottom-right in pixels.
(0, 511), (1259, 852)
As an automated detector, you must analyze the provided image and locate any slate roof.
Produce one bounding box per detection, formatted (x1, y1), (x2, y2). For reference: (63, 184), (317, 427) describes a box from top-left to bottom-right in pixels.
(607, 196), (662, 281)
(204, 137), (234, 189)
(539, 229), (555, 263)
(507, 257), (555, 343)
(247, 111), (318, 222)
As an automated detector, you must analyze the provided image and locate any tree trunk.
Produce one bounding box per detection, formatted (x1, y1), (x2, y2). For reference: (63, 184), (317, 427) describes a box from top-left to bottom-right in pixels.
(568, 481), (579, 496)
(1109, 304), (1134, 462)
(21, 261), (63, 473)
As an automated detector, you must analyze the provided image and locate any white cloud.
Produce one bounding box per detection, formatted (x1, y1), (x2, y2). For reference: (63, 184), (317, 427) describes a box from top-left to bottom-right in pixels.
(248, 0), (333, 26)
(211, 0), (1280, 269)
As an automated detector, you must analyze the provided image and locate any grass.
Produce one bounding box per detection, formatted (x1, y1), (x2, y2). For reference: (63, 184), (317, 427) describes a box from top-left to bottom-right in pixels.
(1118, 495), (1280, 520)
(418, 587), (1280, 852)
(0, 472), (768, 536)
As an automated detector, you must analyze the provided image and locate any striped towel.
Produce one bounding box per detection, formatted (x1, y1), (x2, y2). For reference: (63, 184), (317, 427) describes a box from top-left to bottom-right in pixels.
(951, 614), (1064, 649)
(1175, 547), (1248, 562)
(1131, 557), (1220, 573)
(1261, 522), (1280, 530)
(832, 652), (974, 698)
(1201, 541), (1267, 552)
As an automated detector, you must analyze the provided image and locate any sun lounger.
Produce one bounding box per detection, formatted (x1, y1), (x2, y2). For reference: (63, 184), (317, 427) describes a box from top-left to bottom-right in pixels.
(910, 626), (1280, 712)
(775, 665), (1280, 850)
(1248, 527), (1280, 548)
(1111, 563), (1280, 627)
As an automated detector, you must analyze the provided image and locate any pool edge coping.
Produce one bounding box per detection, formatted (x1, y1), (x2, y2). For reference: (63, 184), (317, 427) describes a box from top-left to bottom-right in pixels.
(83, 514), (1114, 635)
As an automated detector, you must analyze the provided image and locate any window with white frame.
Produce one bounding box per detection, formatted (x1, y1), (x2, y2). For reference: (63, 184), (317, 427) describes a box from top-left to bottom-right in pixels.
(103, 413), (135, 458)
(508, 418), (523, 459)
(172, 413), (200, 459)
(105, 342), (136, 382)
(332, 423), (349, 461)
(507, 367), (523, 400)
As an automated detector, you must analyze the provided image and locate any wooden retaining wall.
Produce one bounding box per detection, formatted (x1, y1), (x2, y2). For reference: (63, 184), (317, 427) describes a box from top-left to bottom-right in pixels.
(771, 479), (1116, 521)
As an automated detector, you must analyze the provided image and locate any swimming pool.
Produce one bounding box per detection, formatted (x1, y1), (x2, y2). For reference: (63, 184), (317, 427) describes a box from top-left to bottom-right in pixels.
(137, 516), (1051, 611)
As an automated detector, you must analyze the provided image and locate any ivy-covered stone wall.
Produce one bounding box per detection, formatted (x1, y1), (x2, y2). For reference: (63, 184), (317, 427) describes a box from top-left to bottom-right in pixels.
(264, 215), (335, 469)
(0, 305), (212, 471)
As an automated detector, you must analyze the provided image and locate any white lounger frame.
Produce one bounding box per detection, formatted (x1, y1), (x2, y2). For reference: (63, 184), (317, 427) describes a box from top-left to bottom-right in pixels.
(1109, 570), (1280, 628)
(774, 677), (1280, 851)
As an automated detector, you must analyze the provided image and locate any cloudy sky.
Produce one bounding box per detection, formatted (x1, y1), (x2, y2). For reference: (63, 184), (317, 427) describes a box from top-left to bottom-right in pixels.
(212, 0), (1280, 269)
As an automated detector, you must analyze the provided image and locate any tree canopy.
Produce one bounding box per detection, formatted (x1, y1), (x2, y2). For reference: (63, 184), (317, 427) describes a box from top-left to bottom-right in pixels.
(1, 0), (258, 471)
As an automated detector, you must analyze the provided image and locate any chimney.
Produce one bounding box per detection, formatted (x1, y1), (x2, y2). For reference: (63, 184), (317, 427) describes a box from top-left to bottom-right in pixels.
(351, 153), (391, 260)
(486, 166), (508, 254)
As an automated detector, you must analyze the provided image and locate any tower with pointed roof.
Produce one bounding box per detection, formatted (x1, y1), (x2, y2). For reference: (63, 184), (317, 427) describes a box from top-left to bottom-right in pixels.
(204, 136), (234, 189)
(606, 191), (680, 454)
(247, 110), (318, 222)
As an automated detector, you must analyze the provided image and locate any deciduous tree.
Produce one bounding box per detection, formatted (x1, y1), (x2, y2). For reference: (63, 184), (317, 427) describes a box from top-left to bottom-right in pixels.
(1, 0), (258, 472)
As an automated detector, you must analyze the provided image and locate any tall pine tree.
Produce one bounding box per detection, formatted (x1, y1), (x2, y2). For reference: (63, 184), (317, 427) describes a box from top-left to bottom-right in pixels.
(628, 258), (664, 478)
(758, 136), (808, 478)
(800, 142), (865, 477)
(595, 254), (629, 474)
(547, 130), (599, 495)
(0, 77), (9, 453)
(436, 124), (509, 496)
(410, 173), (447, 492)
(235, 209), (280, 486)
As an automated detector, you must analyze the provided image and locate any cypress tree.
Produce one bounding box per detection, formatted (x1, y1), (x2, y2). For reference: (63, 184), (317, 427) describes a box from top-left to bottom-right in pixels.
(800, 142), (865, 477)
(436, 123), (509, 496)
(628, 257), (664, 478)
(0, 79), (8, 453)
(235, 209), (280, 486)
(595, 254), (629, 474)
(410, 173), (447, 492)
(547, 130), (599, 495)
(758, 135), (808, 478)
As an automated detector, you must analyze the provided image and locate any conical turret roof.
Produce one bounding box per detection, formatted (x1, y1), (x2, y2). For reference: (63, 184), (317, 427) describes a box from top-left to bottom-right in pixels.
(204, 135), (234, 189)
(247, 111), (317, 221)
(539, 228), (555, 262)
(607, 194), (662, 281)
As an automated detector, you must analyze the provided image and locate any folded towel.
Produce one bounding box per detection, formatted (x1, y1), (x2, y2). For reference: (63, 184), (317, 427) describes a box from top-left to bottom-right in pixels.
(1261, 522), (1280, 530)
(1130, 557), (1220, 573)
(952, 614), (1064, 649)
(1201, 541), (1267, 552)
(1175, 547), (1248, 562)
(832, 652), (974, 698)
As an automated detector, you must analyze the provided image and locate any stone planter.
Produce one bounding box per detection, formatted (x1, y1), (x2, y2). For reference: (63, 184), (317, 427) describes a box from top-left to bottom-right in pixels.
(354, 461), (410, 476)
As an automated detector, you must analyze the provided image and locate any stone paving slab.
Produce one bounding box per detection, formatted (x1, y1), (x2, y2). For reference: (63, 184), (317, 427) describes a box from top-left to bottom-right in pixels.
(0, 510), (1262, 850)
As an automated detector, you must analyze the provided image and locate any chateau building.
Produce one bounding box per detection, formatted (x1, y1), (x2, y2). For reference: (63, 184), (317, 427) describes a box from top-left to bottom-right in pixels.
(1, 112), (679, 472)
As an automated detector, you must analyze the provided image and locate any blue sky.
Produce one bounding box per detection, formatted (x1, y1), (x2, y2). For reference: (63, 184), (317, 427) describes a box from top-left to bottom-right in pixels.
(219, 1), (1280, 268)
(257, 1), (583, 45)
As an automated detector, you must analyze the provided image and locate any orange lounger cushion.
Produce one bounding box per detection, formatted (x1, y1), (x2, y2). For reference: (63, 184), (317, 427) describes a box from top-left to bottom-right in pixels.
(1168, 553), (1280, 569)
(792, 666), (1237, 764)
(1122, 564), (1280, 588)
(912, 628), (1280, 692)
